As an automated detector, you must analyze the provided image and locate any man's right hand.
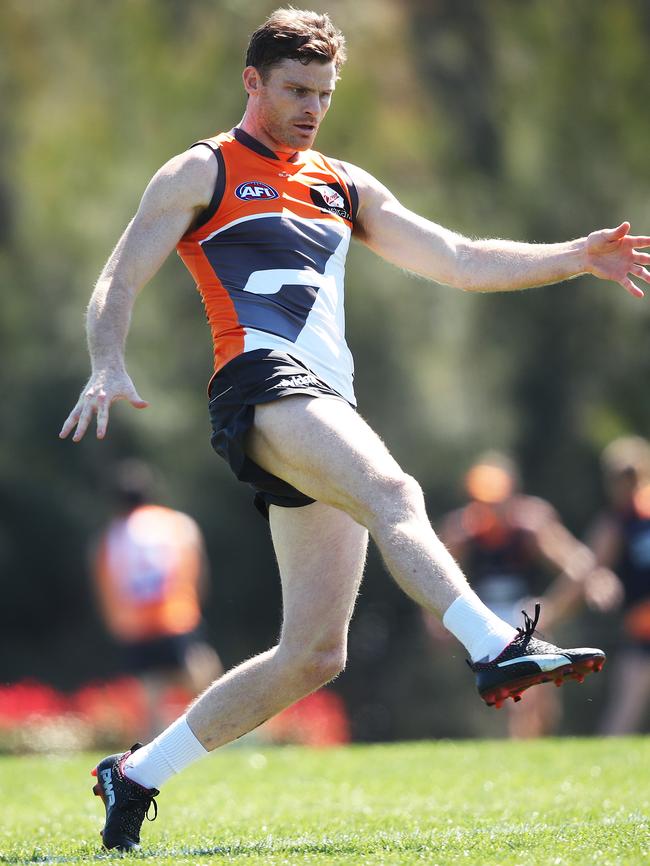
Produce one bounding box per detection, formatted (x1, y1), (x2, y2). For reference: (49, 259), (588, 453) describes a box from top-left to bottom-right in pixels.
(59, 147), (216, 445)
(59, 369), (148, 442)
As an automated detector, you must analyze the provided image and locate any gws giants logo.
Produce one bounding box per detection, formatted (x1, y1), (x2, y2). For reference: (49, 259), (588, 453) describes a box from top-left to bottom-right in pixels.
(310, 183), (351, 220)
(235, 181), (279, 201)
(315, 185), (345, 210)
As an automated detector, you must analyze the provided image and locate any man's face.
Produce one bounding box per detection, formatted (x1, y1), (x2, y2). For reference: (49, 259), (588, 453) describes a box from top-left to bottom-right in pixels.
(244, 58), (337, 152)
(607, 467), (639, 509)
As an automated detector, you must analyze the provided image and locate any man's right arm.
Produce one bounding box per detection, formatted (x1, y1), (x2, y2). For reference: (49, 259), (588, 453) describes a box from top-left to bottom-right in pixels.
(60, 146), (217, 442)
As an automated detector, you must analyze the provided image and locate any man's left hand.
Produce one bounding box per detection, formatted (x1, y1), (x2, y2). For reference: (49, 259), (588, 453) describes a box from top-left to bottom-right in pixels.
(586, 221), (650, 298)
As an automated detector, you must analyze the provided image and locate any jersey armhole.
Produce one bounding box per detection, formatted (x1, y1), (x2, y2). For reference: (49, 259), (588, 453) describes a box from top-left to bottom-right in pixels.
(189, 140), (226, 231)
(330, 158), (359, 228)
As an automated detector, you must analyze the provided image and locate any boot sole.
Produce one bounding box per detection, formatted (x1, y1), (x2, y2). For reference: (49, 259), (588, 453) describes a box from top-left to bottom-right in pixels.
(480, 654), (605, 709)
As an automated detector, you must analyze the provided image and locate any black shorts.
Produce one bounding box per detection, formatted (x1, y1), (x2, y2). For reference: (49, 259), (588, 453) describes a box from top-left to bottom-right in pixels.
(208, 349), (348, 518)
(122, 631), (202, 675)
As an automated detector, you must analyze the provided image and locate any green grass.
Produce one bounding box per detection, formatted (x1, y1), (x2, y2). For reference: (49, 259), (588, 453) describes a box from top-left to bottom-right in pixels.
(1, 738), (649, 865)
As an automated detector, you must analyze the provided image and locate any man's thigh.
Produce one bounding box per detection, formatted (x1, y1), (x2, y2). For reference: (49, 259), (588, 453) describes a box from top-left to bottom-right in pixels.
(246, 395), (405, 524)
(270, 500), (368, 650)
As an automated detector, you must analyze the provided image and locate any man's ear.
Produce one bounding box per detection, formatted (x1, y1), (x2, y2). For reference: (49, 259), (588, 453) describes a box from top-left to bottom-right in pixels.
(242, 66), (262, 97)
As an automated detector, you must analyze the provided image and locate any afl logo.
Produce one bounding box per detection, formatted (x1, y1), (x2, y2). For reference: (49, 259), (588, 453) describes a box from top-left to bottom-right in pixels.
(235, 181), (279, 201)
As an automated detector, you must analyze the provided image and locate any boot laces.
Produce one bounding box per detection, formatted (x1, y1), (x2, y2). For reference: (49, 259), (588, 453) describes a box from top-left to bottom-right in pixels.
(516, 602), (541, 649)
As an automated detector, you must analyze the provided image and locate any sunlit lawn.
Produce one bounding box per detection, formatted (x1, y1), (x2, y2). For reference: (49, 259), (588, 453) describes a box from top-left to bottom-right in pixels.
(1, 738), (648, 865)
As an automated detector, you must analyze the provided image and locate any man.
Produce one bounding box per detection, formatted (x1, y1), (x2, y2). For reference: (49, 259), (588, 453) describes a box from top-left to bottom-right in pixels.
(60, 8), (648, 851)
(429, 451), (604, 738)
(92, 459), (223, 740)
(587, 436), (650, 734)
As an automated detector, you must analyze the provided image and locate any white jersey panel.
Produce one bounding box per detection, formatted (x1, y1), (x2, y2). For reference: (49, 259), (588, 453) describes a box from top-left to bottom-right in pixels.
(200, 212), (355, 404)
(242, 225), (354, 403)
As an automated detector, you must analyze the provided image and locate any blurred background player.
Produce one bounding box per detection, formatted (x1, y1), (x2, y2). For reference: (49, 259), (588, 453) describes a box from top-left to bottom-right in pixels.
(426, 451), (600, 738)
(587, 436), (650, 734)
(92, 459), (223, 739)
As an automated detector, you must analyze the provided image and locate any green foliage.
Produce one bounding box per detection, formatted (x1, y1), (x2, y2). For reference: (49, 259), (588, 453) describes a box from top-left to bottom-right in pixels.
(1, 739), (649, 864)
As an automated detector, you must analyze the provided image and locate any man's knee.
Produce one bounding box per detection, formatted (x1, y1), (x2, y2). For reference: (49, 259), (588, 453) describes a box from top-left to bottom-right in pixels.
(278, 639), (347, 689)
(303, 645), (347, 686)
(367, 472), (426, 530)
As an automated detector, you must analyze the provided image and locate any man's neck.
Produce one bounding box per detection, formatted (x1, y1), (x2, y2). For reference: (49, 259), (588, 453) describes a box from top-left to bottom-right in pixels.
(238, 116), (299, 160)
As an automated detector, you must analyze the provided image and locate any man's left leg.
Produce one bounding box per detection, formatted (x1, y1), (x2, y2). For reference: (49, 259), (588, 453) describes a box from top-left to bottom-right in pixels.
(184, 501), (368, 749)
(91, 501), (368, 850)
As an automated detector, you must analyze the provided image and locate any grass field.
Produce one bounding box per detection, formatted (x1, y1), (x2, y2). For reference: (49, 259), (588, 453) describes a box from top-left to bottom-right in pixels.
(1, 738), (648, 865)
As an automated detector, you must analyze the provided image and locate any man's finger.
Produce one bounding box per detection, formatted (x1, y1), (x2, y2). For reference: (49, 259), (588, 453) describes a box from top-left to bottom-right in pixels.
(59, 406), (81, 439)
(129, 392), (149, 409)
(606, 221), (630, 241)
(96, 399), (110, 439)
(628, 236), (650, 248)
(72, 402), (95, 442)
(621, 276), (645, 299)
(633, 252), (650, 266)
(631, 264), (650, 283)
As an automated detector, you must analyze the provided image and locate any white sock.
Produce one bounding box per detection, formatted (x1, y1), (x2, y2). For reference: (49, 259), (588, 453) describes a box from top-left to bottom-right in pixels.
(442, 594), (517, 662)
(122, 715), (209, 790)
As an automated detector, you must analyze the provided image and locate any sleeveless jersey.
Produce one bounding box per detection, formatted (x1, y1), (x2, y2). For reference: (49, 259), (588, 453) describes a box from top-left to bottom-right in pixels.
(611, 501), (650, 641)
(95, 505), (204, 642)
(446, 496), (552, 623)
(177, 127), (359, 404)
(615, 507), (650, 609)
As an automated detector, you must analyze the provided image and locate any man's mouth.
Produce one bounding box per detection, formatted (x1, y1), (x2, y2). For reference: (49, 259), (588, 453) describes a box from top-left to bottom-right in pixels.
(294, 122), (316, 133)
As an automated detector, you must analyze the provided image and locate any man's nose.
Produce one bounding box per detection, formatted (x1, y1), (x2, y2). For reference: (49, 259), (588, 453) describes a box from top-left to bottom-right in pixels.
(304, 93), (320, 116)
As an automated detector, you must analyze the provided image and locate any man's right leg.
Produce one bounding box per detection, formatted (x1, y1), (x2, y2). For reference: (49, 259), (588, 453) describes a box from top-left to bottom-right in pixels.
(245, 395), (515, 656)
(244, 395), (605, 706)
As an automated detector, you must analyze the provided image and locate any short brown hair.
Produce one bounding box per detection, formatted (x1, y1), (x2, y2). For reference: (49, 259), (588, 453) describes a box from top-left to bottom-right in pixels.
(246, 8), (346, 79)
(601, 436), (650, 481)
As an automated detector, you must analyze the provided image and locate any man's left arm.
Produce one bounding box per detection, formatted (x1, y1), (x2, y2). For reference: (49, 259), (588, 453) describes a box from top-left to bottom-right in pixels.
(349, 164), (650, 298)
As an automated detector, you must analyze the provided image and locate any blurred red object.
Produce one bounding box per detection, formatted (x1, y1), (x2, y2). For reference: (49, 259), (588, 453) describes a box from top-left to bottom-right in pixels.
(0, 680), (69, 727)
(260, 689), (350, 746)
(0, 679), (349, 750)
(0, 677), (191, 749)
